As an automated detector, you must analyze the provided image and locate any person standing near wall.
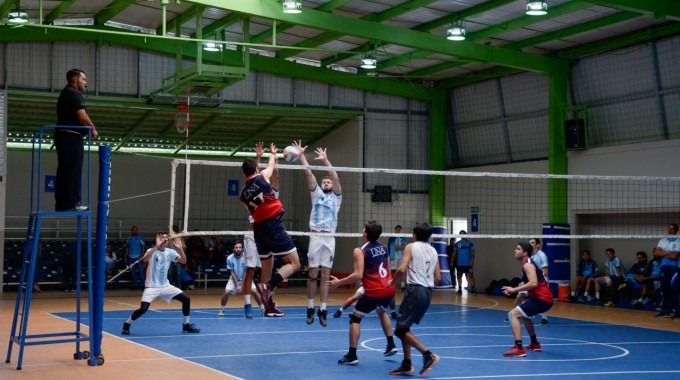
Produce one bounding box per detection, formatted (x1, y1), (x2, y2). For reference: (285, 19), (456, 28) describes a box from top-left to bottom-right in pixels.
(125, 225), (146, 289)
(292, 140), (342, 328)
(55, 68), (98, 212)
(452, 230), (476, 294)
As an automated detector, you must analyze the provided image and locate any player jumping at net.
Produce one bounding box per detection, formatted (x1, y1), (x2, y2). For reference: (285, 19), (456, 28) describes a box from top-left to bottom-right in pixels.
(218, 240), (264, 318)
(328, 220), (398, 366)
(388, 222), (441, 376)
(239, 142), (300, 318)
(292, 140), (342, 327)
(121, 232), (200, 335)
(501, 242), (553, 357)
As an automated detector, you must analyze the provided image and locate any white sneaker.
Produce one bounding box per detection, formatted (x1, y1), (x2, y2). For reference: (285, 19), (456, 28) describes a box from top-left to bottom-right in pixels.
(217, 309), (224, 317)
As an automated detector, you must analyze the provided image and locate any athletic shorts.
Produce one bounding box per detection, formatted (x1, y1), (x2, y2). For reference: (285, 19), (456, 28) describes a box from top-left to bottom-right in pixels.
(390, 252), (403, 270)
(253, 213), (296, 259)
(141, 284), (183, 304)
(397, 284), (433, 327)
(243, 234), (261, 268)
(517, 297), (553, 318)
(225, 278), (256, 295)
(308, 235), (335, 269)
(353, 295), (393, 317)
(456, 265), (471, 274)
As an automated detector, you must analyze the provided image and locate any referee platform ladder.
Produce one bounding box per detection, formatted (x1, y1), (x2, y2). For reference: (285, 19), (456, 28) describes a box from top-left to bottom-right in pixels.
(5, 125), (100, 370)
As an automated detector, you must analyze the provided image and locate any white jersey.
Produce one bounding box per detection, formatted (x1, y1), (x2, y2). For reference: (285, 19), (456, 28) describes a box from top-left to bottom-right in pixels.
(308, 186), (342, 232)
(145, 248), (180, 288)
(406, 241), (438, 288)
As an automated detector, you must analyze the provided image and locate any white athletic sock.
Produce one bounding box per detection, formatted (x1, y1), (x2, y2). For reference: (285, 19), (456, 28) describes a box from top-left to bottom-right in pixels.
(183, 316), (190, 324)
(126, 317), (133, 324)
(595, 292), (600, 299)
(307, 299), (315, 308)
(320, 302), (327, 311)
(339, 306), (344, 312)
(571, 291), (577, 297)
(244, 295), (251, 304)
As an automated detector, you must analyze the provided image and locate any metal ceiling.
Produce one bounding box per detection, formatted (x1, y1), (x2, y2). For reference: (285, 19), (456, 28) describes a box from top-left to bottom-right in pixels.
(1, 0), (679, 155)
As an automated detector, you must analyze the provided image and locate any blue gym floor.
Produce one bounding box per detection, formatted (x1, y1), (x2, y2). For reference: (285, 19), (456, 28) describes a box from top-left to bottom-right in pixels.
(55, 304), (680, 379)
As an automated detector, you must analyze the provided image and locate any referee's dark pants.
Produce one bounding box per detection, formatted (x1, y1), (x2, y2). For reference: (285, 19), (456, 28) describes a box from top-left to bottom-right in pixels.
(54, 131), (84, 211)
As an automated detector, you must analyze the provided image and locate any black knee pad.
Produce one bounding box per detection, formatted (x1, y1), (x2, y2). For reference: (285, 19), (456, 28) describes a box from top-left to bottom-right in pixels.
(349, 314), (362, 325)
(395, 325), (409, 340)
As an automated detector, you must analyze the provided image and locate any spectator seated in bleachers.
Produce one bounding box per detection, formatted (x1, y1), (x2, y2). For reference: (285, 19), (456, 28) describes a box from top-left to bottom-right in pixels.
(630, 254), (662, 309)
(569, 249), (598, 302)
(617, 251), (648, 303)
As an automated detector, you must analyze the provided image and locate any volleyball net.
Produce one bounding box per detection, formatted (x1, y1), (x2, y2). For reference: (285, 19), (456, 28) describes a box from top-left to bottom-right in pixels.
(168, 158), (680, 242)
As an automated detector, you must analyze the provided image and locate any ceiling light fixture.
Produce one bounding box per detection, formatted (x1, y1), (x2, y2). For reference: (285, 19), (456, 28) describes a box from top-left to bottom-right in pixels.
(203, 41), (222, 52)
(282, 0), (302, 14)
(446, 20), (466, 41)
(8, 1), (29, 24)
(526, 1), (548, 16)
(360, 55), (377, 70)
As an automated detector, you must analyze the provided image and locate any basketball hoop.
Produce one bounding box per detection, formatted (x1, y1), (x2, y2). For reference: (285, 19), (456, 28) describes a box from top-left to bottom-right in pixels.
(175, 102), (191, 133)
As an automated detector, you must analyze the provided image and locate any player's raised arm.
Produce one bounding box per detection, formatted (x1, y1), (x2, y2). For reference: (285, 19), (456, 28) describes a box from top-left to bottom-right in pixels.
(315, 147), (342, 195)
(292, 140), (317, 191)
(260, 143), (278, 181)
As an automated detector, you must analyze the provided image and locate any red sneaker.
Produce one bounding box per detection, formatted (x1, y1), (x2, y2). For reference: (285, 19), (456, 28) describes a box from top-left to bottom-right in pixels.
(502, 345), (527, 357)
(526, 343), (542, 352)
(264, 302), (285, 317)
(256, 283), (272, 310)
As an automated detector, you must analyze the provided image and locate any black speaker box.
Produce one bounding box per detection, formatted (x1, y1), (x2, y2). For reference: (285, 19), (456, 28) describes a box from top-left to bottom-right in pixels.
(564, 118), (586, 149)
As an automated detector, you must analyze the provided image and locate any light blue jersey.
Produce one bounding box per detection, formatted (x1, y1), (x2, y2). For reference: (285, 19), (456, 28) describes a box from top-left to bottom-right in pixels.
(657, 237), (680, 267)
(145, 248), (179, 288)
(308, 186), (342, 232)
(604, 256), (625, 276)
(226, 253), (247, 282)
(531, 250), (549, 270)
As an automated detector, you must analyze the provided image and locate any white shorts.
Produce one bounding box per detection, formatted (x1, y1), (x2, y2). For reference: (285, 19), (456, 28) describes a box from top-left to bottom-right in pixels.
(244, 234), (261, 268)
(141, 284), (183, 304)
(225, 278), (257, 295)
(390, 252), (403, 270)
(308, 235), (335, 269)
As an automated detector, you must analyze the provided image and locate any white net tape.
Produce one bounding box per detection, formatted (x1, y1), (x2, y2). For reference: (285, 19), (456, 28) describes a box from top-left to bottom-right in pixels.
(168, 158), (680, 241)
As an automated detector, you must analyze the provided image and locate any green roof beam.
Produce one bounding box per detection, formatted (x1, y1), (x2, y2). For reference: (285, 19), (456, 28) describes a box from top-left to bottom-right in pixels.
(94, 0), (136, 25)
(277, 0), (440, 60)
(189, 0), (563, 73)
(157, 4), (199, 35)
(250, 0), (353, 44)
(321, 0), (518, 67)
(43, 0), (77, 25)
(585, 0), (680, 20)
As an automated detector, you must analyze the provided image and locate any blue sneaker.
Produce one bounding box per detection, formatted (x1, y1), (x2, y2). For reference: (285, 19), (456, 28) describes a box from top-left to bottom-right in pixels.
(244, 304), (253, 319)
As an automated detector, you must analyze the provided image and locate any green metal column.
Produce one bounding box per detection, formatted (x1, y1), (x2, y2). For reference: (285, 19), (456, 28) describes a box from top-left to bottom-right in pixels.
(547, 65), (569, 224)
(428, 90), (447, 226)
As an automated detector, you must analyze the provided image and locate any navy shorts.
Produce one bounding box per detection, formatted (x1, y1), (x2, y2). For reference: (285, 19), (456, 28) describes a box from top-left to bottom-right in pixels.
(456, 265), (471, 274)
(517, 297), (553, 318)
(353, 295), (393, 317)
(397, 284), (432, 327)
(253, 213), (296, 259)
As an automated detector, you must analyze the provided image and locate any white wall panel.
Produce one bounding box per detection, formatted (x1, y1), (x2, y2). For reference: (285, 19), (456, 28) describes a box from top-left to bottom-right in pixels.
(52, 42), (96, 92)
(7, 42), (51, 90)
(330, 86), (363, 108)
(99, 45), (138, 95)
(507, 115), (549, 161)
(366, 93), (407, 111)
(655, 35), (680, 89)
(451, 80), (502, 123)
(294, 79), (328, 107)
(138, 51), (176, 96)
(501, 72), (548, 114)
(454, 122), (507, 166)
(258, 72), (292, 104)
(220, 72), (256, 102)
(588, 98), (663, 145)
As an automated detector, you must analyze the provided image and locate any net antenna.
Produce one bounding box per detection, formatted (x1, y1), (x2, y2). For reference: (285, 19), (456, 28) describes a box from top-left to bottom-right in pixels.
(173, 88), (191, 235)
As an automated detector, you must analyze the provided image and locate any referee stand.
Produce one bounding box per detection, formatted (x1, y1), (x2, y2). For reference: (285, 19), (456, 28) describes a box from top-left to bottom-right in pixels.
(5, 125), (108, 369)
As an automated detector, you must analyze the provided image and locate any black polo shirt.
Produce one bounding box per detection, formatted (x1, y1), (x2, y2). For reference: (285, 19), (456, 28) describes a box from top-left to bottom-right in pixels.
(56, 85), (87, 135)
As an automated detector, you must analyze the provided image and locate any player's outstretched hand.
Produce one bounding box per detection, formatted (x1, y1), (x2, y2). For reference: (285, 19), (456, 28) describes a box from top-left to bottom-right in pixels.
(314, 147), (327, 161)
(254, 141), (265, 158)
(292, 140), (307, 155)
(269, 142), (278, 154)
(327, 275), (340, 289)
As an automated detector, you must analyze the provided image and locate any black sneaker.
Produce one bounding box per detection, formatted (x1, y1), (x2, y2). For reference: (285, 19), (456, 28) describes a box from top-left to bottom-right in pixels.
(182, 323), (200, 333)
(121, 322), (130, 335)
(384, 343), (398, 357)
(420, 353), (440, 375)
(333, 309), (343, 318)
(338, 354), (359, 365)
(470, 287), (476, 295)
(540, 317), (549, 326)
(389, 363), (414, 376)
(306, 307), (315, 325)
(317, 309), (327, 327)
(456, 289), (462, 295)
(655, 312), (671, 318)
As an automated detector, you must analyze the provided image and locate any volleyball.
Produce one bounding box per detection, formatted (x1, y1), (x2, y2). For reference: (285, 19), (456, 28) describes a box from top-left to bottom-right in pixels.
(282, 146), (299, 163)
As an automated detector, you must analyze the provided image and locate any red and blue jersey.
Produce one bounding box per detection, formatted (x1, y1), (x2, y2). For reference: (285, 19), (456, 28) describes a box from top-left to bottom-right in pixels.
(240, 173), (283, 222)
(360, 241), (395, 298)
(523, 260), (554, 304)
